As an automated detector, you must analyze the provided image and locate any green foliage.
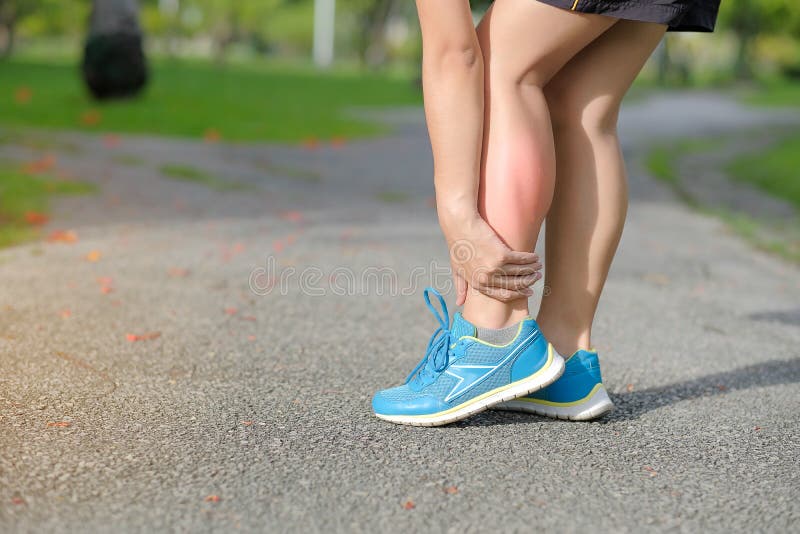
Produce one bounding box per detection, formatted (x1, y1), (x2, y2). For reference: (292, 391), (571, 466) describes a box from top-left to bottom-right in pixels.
(720, 0), (800, 38)
(727, 134), (800, 210)
(4, 0), (88, 37)
(0, 59), (422, 141)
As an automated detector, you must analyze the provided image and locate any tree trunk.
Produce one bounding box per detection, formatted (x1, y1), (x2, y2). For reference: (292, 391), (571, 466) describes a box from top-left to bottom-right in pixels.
(0, 18), (15, 59)
(357, 0), (398, 69)
(734, 31), (754, 80)
(82, 0), (149, 99)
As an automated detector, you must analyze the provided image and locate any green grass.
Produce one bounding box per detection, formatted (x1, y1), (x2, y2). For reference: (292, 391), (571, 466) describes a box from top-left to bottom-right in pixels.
(742, 78), (800, 108)
(159, 163), (250, 191)
(0, 59), (422, 142)
(0, 129), (81, 153)
(112, 154), (145, 166)
(264, 164), (321, 183)
(645, 146), (678, 186)
(0, 164), (96, 247)
(645, 137), (724, 205)
(726, 134), (800, 211)
(645, 134), (800, 263)
(375, 190), (410, 203)
(709, 208), (800, 263)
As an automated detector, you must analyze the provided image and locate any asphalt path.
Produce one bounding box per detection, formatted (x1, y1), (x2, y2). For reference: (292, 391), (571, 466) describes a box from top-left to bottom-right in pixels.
(1, 92), (798, 532)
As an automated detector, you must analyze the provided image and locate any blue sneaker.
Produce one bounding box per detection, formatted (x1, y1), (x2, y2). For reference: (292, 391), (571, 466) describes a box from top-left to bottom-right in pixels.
(372, 288), (565, 426)
(495, 350), (614, 420)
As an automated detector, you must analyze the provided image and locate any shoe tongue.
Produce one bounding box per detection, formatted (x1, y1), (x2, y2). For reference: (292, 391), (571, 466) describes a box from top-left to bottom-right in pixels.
(451, 312), (476, 340)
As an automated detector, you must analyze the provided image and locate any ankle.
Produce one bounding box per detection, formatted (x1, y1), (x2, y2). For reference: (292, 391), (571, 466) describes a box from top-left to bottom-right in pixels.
(536, 317), (591, 357)
(463, 301), (529, 330)
(462, 293), (530, 330)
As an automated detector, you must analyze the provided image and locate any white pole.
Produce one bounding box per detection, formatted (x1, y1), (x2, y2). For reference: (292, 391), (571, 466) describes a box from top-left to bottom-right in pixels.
(313, 0), (335, 68)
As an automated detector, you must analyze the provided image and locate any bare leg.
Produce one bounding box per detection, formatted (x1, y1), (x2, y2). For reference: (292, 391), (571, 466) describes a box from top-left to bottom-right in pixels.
(464, 0), (615, 329)
(536, 21), (667, 355)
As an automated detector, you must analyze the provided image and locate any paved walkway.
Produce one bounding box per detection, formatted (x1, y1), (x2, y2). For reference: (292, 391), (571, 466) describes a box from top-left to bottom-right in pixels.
(1, 92), (799, 532)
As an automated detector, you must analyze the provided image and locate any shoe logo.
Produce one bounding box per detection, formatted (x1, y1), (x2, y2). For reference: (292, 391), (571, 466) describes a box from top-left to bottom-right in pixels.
(443, 330), (539, 403)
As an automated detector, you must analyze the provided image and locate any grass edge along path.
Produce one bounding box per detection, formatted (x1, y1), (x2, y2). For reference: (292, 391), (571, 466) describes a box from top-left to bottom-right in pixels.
(0, 161), (96, 248)
(644, 136), (800, 264)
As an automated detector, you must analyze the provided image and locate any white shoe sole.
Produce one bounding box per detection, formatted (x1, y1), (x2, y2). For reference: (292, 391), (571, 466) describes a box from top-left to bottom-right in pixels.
(375, 345), (565, 427)
(494, 383), (614, 421)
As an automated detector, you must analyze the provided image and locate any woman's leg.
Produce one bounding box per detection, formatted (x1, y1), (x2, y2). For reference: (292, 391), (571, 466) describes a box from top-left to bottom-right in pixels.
(464, 0), (615, 329)
(536, 21), (667, 355)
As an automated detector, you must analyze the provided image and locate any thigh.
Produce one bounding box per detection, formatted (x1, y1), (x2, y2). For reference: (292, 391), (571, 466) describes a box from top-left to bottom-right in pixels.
(544, 20), (667, 128)
(477, 0), (617, 86)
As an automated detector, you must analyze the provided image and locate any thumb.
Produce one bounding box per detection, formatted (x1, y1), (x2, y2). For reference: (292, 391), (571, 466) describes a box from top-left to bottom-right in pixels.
(454, 269), (467, 307)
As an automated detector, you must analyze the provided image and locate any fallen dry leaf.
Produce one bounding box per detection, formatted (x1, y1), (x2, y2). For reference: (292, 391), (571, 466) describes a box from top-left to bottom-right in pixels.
(102, 134), (121, 148)
(302, 137), (319, 149)
(241, 421), (253, 426)
(24, 211), (49, 226)
(126, 332), (162, 342)
(203, 128), (221, 143)
(97, 276), (114, 294)
(81, 109), (102, 126)
(23, 154), (56, 175)
(643, 272), (671, 286)
(11, 496), (25, 505)
(643, 465), (658, 477)
(46, 230), (78, 243)
(205, 495), (221, 503)
(444, 486), (459, 495)
(14, 86), (32, 104)
(86, 250), (102, 262)
(247, 335), (256, 342)
(168, 267), (190, 278)
(60, 309), (72, 319)
(402, 500), (415, 510)
(626, 383), (634, 392)
(224, 307), (238, 316)
(280, 211), (304, 223)
(330, 136), (346, 147)
(47, 421), (71, 428)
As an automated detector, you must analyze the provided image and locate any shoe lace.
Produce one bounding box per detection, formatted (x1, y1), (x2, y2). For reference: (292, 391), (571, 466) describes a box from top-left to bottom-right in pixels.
(405, 287), (454, 385)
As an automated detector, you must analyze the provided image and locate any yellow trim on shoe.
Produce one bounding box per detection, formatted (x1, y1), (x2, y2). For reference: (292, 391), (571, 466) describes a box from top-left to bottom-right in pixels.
(454, 316), (534, 349)
(513, 383), (604, 407)
(401, 344), (555, 420)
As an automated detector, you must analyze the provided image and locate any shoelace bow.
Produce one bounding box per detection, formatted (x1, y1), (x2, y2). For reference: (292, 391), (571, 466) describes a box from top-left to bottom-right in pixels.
(405, 287), (455, 385)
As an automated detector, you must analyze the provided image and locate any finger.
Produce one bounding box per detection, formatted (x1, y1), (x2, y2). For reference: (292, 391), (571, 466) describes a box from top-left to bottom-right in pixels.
(454, 271), (467, 306)
(498, 262), (542, 276)
(486, 273), (541, 291)
(479, 286), (533, 303)
(503, 250), (539, 265)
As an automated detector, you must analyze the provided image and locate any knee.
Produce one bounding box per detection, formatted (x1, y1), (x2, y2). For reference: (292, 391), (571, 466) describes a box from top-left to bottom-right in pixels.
(477, 26), (550, 89)
(545, 84), (620, 136)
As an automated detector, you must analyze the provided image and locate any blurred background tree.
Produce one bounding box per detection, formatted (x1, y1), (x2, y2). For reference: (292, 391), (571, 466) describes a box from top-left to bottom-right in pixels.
(720, 0), (800, 79)
(82, 0), (148, 99)
(0, 0), (797, 86)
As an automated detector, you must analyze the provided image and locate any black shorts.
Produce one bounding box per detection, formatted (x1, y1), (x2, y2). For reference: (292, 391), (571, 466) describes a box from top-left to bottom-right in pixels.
(535, 0), (721, 32)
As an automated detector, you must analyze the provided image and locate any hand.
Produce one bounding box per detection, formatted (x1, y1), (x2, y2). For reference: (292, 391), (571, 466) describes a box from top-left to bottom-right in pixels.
(440, 212), (542, 305)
